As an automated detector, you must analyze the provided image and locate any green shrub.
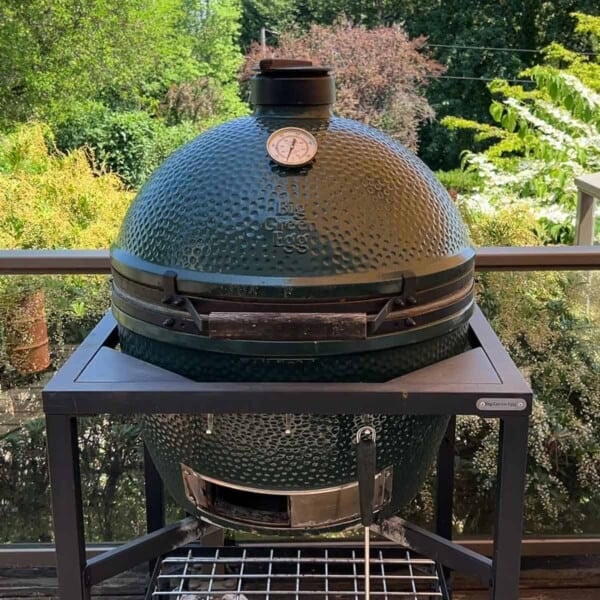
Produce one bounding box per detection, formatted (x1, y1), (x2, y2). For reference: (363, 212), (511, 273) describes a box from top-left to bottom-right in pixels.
(54, 105), (197, 188)
(0, 123), (133, 387)
(0, 123), (133, 249)
(462, 205), (600, 534)
(404, 203), (600, 535)
(0, 127), (131, 544)
(435, 169), (482, 195)
(0, 414), (148, 542)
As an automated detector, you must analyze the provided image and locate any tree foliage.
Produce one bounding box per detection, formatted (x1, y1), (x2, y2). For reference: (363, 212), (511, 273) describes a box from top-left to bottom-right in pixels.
(0, 1), (248, 185)
(244, 20), (443, 150)
(239, 0), (298, 48)
(54, 106), (198, 188)
(397, 0), (600, 169)
(544, 12), (600, 91)
(185, 0), (248, 120)
(281, 1), (600, 168)
(0, 1), (200, 124)
(443, 17), (600, 244)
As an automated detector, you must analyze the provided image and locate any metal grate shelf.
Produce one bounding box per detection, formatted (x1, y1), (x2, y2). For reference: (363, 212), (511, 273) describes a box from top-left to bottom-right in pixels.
(147, 544), (447, 599)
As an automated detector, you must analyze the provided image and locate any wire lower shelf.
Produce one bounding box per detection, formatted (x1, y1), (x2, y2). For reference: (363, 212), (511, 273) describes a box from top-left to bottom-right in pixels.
(147, 543), (448, 599)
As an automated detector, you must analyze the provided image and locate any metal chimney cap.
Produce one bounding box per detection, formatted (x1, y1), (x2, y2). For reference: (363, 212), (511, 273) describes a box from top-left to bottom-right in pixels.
(250, 58), (335, 105)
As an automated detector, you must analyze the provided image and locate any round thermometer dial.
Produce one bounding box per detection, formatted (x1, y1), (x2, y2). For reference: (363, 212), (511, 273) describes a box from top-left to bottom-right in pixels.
(266, 127), (318, 167)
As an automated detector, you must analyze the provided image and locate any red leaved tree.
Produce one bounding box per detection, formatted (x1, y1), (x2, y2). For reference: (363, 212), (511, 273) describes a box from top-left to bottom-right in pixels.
(243, 20), (444, 151)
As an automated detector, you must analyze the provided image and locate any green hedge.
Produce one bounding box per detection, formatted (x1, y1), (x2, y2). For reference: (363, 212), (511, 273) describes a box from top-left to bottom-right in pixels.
(54, 105), (197, 188)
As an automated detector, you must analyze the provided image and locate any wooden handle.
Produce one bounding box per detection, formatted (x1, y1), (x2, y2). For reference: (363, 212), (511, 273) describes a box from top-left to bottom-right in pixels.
(208, 312), (367, 341)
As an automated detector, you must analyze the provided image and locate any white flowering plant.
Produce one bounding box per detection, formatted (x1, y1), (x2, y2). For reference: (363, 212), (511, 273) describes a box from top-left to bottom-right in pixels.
(443, 63), (600, 244)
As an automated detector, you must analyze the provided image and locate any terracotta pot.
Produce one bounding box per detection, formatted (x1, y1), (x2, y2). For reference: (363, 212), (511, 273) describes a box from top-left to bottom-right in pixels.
(4, 288), (51, 375)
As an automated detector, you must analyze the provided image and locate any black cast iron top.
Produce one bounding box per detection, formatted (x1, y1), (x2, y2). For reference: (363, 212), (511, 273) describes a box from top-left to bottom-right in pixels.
(250, 59), (336, 105)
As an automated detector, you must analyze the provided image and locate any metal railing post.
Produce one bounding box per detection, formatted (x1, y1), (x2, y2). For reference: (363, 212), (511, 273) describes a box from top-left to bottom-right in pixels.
(574, 173), (599, 246)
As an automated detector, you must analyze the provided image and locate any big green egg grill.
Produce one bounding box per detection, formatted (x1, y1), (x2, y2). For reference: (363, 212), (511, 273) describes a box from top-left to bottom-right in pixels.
(110, 59), (475, 534)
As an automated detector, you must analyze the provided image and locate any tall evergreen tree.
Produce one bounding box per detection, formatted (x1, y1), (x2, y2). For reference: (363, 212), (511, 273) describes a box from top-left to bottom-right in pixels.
(240, 0), (298, 47)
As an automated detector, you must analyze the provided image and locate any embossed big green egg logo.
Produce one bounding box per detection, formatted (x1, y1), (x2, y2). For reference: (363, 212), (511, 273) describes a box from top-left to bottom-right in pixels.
(263, 200), (316, 254)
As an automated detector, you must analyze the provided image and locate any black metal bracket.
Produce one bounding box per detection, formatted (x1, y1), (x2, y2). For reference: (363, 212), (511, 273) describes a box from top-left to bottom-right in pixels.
(356, 425), (377, 527)
(160, 270), (204, 333)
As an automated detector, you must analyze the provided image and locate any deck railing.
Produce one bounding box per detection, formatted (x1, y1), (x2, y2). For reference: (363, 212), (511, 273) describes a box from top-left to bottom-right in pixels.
(0, 245), (599, 274)
(575, 173), (599, 245)
(0, 245), (599, 567)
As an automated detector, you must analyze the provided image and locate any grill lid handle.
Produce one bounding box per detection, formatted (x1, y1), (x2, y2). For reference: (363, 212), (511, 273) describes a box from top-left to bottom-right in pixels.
(208, 311), (367, 341)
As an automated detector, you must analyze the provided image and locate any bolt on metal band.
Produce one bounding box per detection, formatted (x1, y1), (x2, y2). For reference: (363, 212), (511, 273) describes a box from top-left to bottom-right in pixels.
(356, 425), (376, 444)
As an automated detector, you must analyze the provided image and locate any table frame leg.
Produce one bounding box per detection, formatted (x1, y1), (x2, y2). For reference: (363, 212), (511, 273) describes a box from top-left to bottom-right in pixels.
(489, 416), (529, 600)
(46, 414), (90, 600)
(143, 443), (165, 574)
(436, 416), (456, 597)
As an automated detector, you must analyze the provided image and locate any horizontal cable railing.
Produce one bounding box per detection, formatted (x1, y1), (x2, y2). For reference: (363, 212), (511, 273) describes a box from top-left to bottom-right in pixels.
(0, 246), (599, 274)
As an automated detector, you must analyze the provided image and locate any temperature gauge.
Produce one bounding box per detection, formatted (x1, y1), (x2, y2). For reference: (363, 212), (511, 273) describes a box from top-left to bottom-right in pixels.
(266, 127), (318, 167)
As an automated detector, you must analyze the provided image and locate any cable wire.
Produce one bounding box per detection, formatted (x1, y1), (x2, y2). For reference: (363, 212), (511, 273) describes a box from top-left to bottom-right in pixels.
(428, 74), (534, 84)
(426, 42), (599, 57)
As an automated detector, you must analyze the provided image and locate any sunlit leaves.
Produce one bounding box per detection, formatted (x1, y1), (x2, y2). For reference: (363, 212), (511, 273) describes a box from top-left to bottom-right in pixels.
(0, 123), (133, 250)
(0, 0), (226, 124)
(489, 101), (504, 123)
(446, 32), (600, 245)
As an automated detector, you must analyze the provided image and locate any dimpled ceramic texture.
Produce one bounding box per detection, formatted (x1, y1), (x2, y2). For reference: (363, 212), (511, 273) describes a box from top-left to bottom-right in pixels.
(115, 116), (469, 284)
(122, 324), (467, 533)
(114, 113), (472, 533)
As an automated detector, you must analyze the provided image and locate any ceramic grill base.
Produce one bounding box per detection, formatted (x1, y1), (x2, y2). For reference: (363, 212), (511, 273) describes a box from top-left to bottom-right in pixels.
(121, 323), (469, 533)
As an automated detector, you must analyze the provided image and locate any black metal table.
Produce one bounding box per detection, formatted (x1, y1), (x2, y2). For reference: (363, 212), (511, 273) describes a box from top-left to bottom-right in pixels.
(42, 306), (532, 600)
